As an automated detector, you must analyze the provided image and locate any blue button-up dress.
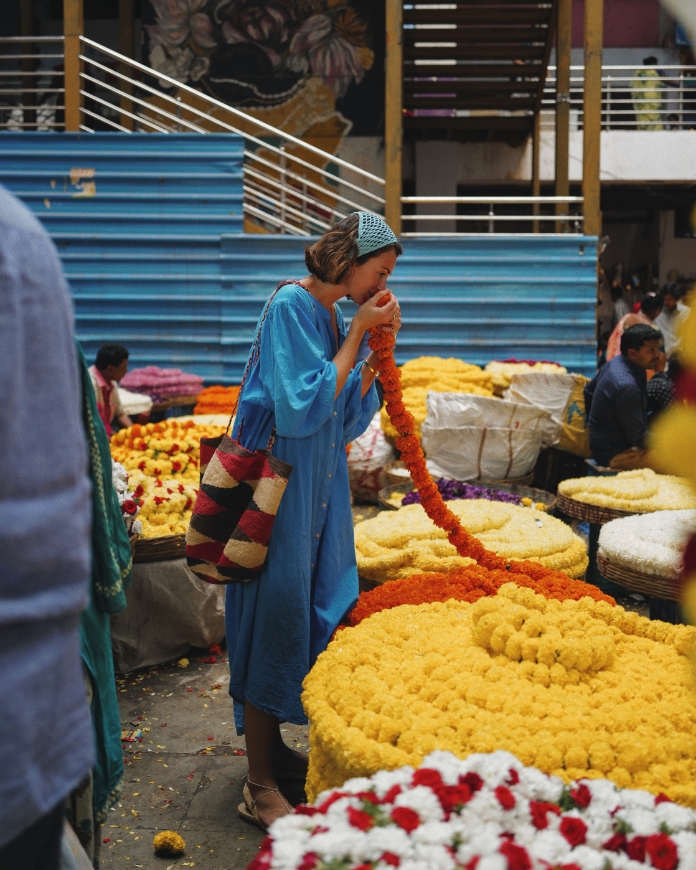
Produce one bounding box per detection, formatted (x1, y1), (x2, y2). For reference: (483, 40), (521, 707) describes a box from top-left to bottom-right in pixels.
(225, 282), (379, 730)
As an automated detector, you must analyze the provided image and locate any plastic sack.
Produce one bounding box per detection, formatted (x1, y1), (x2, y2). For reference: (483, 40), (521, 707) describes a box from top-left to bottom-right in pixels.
(557, 375), (591, 457)
(348, 411), (396, 502)
(421, 392), (550, 482)
(506, 372), (590, 457)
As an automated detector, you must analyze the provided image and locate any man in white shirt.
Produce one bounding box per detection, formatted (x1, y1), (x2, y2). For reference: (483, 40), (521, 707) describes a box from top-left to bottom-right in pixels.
(88, 344), (132, 436)
(655, 283), (688, 356)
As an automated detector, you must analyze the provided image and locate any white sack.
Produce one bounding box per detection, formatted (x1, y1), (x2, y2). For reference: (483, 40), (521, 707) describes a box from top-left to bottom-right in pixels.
(421, 392), (549, 482)
(505, 372), (579, 446)
(118, 386), (153, 416)
(348, 411), (396, 502)
(111, 558), (225, 673)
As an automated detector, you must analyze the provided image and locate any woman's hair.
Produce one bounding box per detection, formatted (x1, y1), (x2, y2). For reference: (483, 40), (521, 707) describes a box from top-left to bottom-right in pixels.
(639, 294), (663, 317)
(304, 213), (403, 284)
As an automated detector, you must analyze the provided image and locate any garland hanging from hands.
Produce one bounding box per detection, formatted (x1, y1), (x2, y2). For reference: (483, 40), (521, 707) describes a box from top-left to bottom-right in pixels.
(367, 305), (580, 586)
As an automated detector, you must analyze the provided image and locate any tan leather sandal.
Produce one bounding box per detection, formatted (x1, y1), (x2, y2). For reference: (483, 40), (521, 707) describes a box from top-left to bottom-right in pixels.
(238, 779), (292, 832)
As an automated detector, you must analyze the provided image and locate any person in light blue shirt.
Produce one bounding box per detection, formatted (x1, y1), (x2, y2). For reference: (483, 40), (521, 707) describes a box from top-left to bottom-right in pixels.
(0, 185), (93, 868)
(228, 213), (402, 830)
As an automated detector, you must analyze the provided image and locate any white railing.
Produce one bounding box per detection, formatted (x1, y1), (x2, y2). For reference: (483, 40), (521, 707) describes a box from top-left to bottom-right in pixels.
(0, 36), (65, 131)
(543, 64), (696, 130)
(0, 36), (385, 235)
(401, 196), (584, 235)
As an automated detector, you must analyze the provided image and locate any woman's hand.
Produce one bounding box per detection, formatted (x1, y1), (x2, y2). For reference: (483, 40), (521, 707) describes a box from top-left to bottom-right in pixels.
(353, 290), (400, 334)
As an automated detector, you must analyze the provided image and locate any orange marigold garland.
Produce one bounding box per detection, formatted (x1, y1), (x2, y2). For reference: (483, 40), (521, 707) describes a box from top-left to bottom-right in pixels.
(348, 569), (615, 628)
(368, 318), (579, 583)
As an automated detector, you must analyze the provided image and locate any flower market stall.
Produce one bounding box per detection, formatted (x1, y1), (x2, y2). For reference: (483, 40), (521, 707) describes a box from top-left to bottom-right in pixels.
(252, 749), (696, 870)
(109, 418), (227, 671)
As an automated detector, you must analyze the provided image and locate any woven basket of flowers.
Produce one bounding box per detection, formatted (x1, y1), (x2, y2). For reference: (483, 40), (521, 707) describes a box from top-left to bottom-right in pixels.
(555, 493), (636, 525)
(133, 533), (186, 564)
(596, 553), (680, 601)
(379, 481), (556, 513)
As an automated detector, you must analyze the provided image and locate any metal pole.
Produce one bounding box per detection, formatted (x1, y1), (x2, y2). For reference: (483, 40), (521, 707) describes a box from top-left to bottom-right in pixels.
(606, 75), (611, 131)
(582, 0), (603, 238)
(385, 0), (403, 235)
(63, 0), (83, 131)
(20, 0), (36, 130)
(280, 143), (287, 233)
(532, 110), (540, 233)
(118, 0), (134, 131)
(555, 0), (571, 231)
(678, 72), (684, 131)
(488, 203), (494, 234)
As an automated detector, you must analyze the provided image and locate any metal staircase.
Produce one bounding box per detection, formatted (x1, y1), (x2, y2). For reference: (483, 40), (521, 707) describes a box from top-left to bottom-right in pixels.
(403, 1), (556, 142)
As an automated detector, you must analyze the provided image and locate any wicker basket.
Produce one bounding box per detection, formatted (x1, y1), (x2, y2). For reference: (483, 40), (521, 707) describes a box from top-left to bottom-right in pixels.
(133, 533), (186, 563)
(597, 552), (680, 601)
(128, 533), (139, 558)
(378, 481), (556, 513)
(555, 492), (636, 525)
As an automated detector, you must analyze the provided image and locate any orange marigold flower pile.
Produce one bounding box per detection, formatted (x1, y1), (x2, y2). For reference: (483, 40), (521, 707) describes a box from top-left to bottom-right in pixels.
(193, 385), (240, 416)
(348, 568), (615, 627)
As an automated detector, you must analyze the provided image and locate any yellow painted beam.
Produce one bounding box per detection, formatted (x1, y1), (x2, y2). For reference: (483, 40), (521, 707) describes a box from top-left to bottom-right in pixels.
(582, 0), (603, 237)
(385, 0), (403, 235)
(63, 0), (83, 131)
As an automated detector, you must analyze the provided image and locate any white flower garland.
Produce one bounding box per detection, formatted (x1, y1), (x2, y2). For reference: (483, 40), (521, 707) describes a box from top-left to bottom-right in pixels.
(112, 460), (142, 535)
(251, 750), (696, 870)
(598, 510), (696, 579)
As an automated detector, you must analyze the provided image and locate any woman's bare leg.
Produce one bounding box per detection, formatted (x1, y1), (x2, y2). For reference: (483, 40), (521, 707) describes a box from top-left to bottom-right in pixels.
(244, 701), (291, 826)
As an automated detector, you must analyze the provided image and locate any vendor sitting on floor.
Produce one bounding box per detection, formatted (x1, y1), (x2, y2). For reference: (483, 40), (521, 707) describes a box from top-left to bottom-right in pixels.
(89, 344), (132, 437)
(584, 324), (662, 470)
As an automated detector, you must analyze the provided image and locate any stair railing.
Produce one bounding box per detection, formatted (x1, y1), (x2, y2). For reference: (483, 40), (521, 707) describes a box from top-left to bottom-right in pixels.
(401, 195), (585, 235)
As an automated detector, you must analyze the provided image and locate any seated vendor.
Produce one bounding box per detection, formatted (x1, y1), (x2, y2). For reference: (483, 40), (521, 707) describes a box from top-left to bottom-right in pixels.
(584, 324), (662, 469)
(89, 344), (132, 436)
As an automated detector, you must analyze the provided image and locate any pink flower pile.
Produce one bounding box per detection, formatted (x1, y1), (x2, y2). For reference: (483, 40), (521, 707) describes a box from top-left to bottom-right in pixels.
(120, 366), (203, 403)
(248, 751), (696, 870)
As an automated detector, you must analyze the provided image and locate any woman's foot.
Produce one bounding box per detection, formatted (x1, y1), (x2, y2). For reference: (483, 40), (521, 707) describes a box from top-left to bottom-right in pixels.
(242, 779), (292, 829)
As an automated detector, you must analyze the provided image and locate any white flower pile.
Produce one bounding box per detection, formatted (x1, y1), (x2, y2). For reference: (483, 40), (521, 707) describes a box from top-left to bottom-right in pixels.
(598, 510), (696, 579)
(251, 750), (696, 870)
(112, 460), (142, 536)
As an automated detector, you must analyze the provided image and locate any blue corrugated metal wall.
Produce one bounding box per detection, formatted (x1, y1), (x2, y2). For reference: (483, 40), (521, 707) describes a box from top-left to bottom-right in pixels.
(0, 132), (243, 380)
(220, 235), (599, 379)
(1, 133), (597, 381)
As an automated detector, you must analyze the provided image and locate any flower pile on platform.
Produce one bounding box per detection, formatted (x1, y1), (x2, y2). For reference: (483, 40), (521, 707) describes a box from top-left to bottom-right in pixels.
(558, 469), (696, 512)
(355, 500), (588, 582)
(250, 749), (696, 870)
(110, 419), (224, 537)
(303, 585), (696, 805)
(347, 568), (614, 627)
(599, 510), (696, 579)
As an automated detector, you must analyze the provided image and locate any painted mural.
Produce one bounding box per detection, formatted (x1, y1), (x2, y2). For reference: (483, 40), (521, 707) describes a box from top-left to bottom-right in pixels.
(142, 0), (385, 140)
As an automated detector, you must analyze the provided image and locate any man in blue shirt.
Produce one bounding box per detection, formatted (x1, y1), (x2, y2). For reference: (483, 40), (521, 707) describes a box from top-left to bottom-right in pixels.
(584, 324), (662, 469)
(0, 186), (94, 868)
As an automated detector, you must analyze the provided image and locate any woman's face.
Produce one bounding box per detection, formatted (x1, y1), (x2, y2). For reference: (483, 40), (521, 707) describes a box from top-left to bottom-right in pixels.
(344, 249), (398, 305)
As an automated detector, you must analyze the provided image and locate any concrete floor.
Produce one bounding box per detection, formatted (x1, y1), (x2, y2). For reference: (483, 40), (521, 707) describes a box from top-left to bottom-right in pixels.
(101, 655), (308, 870)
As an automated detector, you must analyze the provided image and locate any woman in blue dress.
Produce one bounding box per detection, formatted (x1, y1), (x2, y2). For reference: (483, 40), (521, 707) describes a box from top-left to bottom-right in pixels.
(228, 213), (402, 829)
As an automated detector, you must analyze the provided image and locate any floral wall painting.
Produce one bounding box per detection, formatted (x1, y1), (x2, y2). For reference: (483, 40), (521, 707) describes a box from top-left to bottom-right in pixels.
(142, 0), (385, 138)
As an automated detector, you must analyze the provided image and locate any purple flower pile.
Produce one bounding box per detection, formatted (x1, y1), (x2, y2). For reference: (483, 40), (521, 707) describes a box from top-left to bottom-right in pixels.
(120, 366), (203, 404)
(401, 478), (522, 507)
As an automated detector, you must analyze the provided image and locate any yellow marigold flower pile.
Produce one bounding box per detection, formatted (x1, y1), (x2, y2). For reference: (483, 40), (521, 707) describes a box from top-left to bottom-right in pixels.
(485, 360), (567, 394)
(110, 419), (225, 538)
(558, 468), (696, 512)
(354, 499), (588, 581)
(303, 584), (696, 805)
(380, 357), (494, 440)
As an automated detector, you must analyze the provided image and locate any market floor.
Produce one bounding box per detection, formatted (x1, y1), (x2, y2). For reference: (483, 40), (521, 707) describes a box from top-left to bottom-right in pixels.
(102, 655), (308, 870)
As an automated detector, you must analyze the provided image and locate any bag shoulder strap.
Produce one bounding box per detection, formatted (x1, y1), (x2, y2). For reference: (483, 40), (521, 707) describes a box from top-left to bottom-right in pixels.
(227, 280), (308, 434)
